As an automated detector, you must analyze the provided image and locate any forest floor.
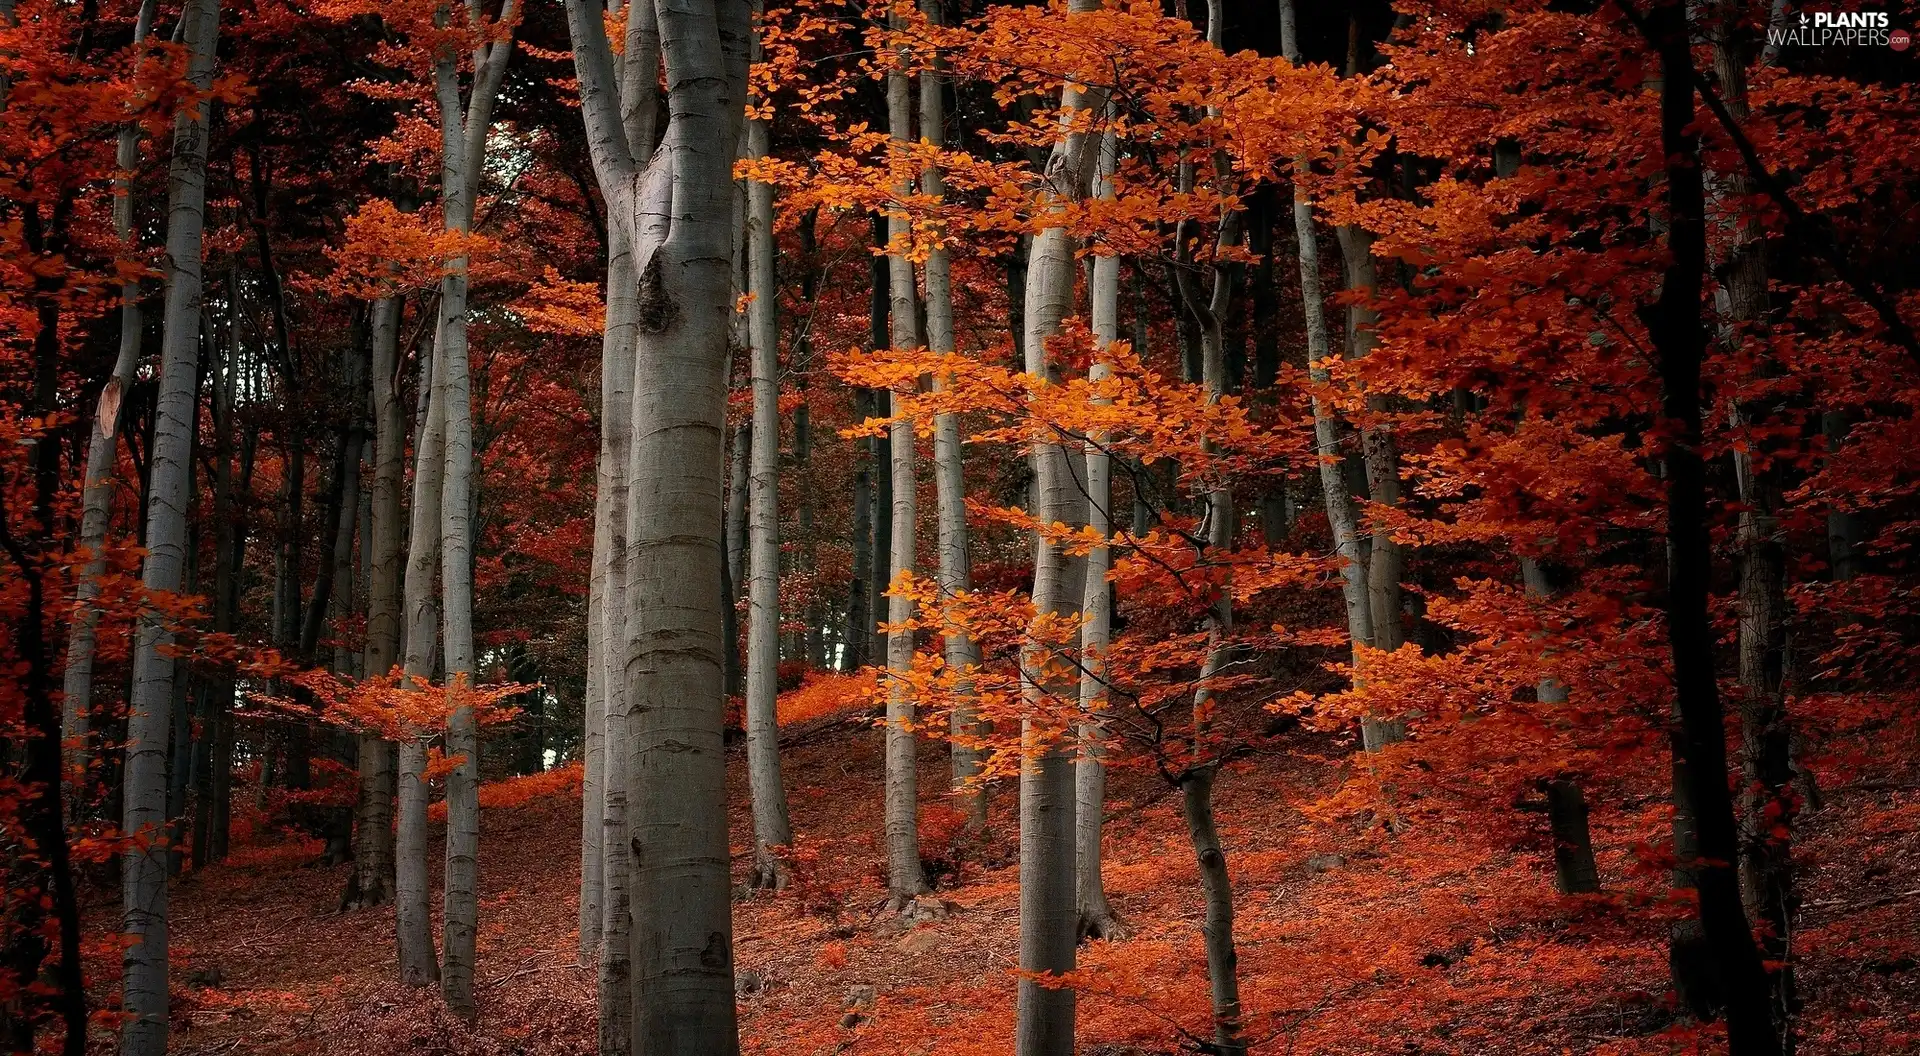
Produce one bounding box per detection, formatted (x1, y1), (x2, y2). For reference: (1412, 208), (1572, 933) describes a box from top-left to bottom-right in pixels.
(112, 695), (1918, 1056)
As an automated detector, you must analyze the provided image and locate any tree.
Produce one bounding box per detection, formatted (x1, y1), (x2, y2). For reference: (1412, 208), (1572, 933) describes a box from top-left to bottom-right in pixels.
(1014, 3), (1106, 1049)
(120, 2), (220, 1053)
(881, 6), (929, 911)
(565, 0), (754, 1048)
(744, 0), (795, 891)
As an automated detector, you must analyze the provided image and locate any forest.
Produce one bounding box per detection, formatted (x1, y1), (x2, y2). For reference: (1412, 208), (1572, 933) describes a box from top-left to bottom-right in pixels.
(2, 0), (1917, 1053)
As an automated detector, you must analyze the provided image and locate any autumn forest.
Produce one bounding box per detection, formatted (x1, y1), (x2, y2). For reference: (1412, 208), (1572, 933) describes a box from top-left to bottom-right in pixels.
(2, 0), (1917, 1053)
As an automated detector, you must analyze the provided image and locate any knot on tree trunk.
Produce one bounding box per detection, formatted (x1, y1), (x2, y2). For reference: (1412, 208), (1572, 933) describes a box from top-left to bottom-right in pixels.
(635, 250), (678, 334)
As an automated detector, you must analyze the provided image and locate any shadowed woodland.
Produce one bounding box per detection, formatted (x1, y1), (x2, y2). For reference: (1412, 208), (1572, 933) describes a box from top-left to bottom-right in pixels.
(2, 0), (1919, 1054)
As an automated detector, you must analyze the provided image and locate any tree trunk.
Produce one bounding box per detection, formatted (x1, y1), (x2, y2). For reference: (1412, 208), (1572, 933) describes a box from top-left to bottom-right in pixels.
(1075, 127), (1122, 941)
(918, 0), (986, 835)
(430, 10), (515, 1013)
(1180, 767), (1245, 1055)
(120, 4), (218, 1052)
(63, 0), (158, 788)
(744, 83), (795, 890)
(396, 324), (445, 989)
(845, 391), (873, 672)
(882, 21), (929, 909)
(1279, 0), (1374, 685)
(1710, 13), (1796, 1029)
(1644, 7), (1782, 1052)
(566, 1), (750, 1045)
(1545, 779), (1599, 896)
(596, 218), (639, 1049)
(1335, 223), (1406, 752)
(1015, 11), (1104, 1046)
(349, 295), (405, 910)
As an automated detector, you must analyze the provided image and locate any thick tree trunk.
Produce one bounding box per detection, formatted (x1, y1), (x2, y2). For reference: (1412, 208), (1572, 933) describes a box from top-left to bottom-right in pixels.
(119, 2), (216, 1052)
(396, 326), (445, 989)
(120, 4), (218, 1052)
(882, 26), (929, 909)
(744, 89), (794, 889)
(566, 1), (750, 1045)
(1015, 12), (1104, 1047)
(1644, 7), (1782, 1052)
(1545, 779), (1599, 896)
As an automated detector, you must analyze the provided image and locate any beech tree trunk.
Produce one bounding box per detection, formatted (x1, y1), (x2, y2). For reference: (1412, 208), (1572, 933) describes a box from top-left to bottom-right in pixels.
(597, 204), (641, 1056)
(1075, 126), (1121, 941)
(882, 23), (929, 908)
(120, 4), (218, 1052)
(919, 0), (986, 833)
(428, 8), (514, 1017)
(1335, 223), (1407, 751)
(1015, 10), (1104, 1047)
(744, 69), (795, 889)
(63, 0), (157, 786)
(1279, 0), (1374, 681)
(396, 320), (445, 988)
(1643, 7), (1782, 1052)
(565, 0), (753, 1048)
(347, 297), (402, 911)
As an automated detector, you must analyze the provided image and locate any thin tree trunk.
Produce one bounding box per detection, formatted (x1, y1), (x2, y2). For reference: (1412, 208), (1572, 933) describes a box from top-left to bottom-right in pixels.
(121, 3), (218, 1051)
(1015, 10), (1105, 1046)
(919, 0), (985, 835)
(596, 215), (639, 1056)
(868, 215), (892, 669)
(350, 295), (404, 910)
(845, 391), (873, 672)
(882, 19), (929, 909)
(396, 324), (445, 989)
(1644, 7), (1782, 1051)
(1709, 13), (1796, 1030)
(726, 418), (750, 599)
(430, 8), (516, 1015)
(1278, 0), (1373, 684)
(63, 0), (158, 787)
(1335, 223), (1406, 751)
(744, 73), (795, 889)
(1075, 126), (1122, 941)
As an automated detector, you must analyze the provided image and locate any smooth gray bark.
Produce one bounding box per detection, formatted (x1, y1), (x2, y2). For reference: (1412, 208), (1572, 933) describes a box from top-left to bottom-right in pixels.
(121, 3), (218, 1052)
(883, 23), (929, 908)
(1015, 9), (1105, 1047)
(1075, 126), (1121, 942)
(744, 83), (796, 889)
(350, 294), (404, 911)
(64, 0), (157, 783)
(919, 0), (985, 833)
(430, 5), (516, 1017)
(396, 322), (444, 988)
(565, 0), (753, 1047)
